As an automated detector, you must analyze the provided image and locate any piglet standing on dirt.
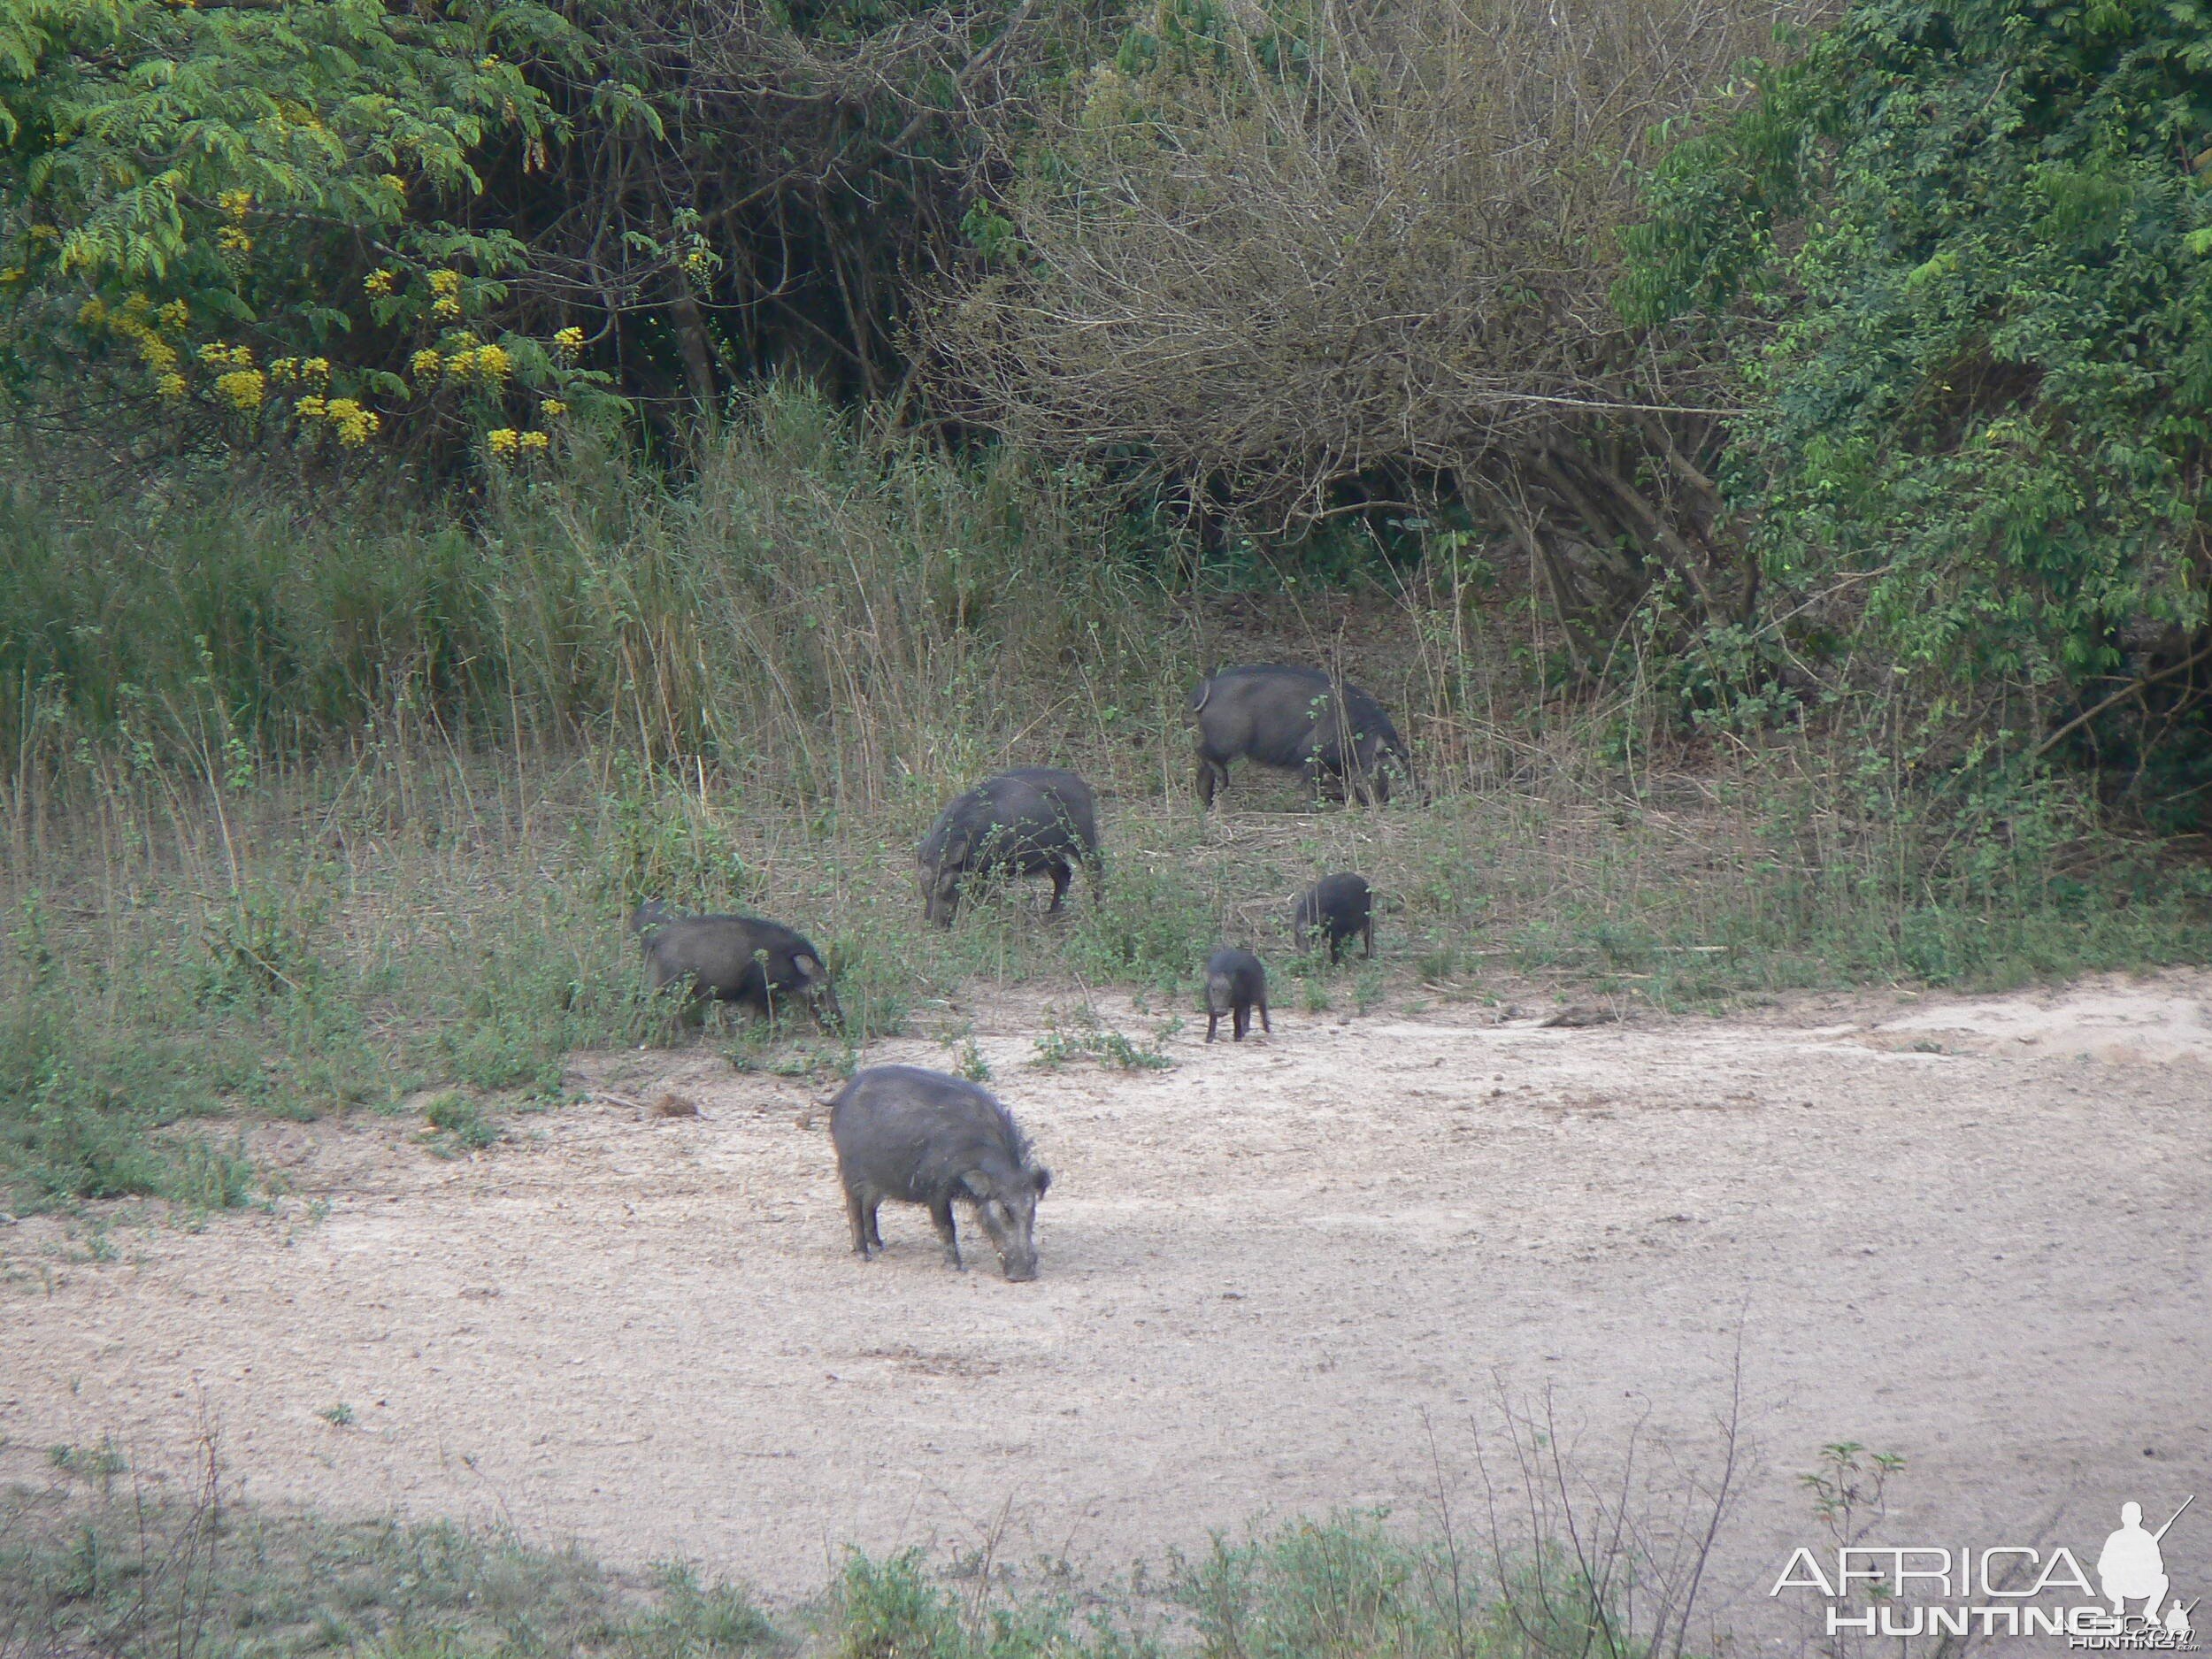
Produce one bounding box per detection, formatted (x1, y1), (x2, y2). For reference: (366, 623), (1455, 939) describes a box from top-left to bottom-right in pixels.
(829, 1064), (1052, 1282)
(1204, 947), (1271, 1042)
(1293, 872), (1374, 964)
(630, 902), (841, 1028)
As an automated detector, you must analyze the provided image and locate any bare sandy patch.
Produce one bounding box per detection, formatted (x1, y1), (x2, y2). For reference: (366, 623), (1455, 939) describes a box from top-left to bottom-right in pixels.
(4, 975), (2208, 1646)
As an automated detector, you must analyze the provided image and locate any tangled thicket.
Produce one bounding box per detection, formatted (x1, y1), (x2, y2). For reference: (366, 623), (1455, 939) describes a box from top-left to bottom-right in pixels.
(4, 0), (2211, 823)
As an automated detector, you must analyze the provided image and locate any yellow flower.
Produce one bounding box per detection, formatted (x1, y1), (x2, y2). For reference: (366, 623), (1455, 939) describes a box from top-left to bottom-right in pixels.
(270, 357), (297, 382)
(77, 298), (108, 326)
(518, 430), (550, 453)
(296, 395), (328, 419)
(365, 269), (396, 296)
(540, 398), (567, 419)
(410, 349), (444, 379)
(428, 270), (462, 296)
(380, 173), (407, 200)
(326, 399), (380, 446)
(197, 342), (230, 365)
(155, 372), (186, 398)
(218, 189), (253, 221)
(479, 54), (499, 68)
(487, 427), (521, 456)
(303, 357), (330, 381)
(433, 296), (463, 320)
(442, 347), (475, 379)
(216, 226), (253, 255)
(472, 342), (512, 383)
(0, 267), (22, 286)
(156, 299), (188, 331)
(215, 369), (265, 411)
(553, 326), (585, 357)
(137, 335), (179, 372)
(28, 224), (58, 242)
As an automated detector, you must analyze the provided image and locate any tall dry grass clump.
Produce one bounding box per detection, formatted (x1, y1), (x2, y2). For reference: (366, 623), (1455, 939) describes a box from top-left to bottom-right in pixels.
(0, 388), (1187, 832)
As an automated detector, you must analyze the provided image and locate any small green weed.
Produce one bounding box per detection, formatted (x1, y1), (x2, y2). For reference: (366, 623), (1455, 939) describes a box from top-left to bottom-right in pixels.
(1032, 1010), (1175, 1071)
(420, 1093), (499, 1156)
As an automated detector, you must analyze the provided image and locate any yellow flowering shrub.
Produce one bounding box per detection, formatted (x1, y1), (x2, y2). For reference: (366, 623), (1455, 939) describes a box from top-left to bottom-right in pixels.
(57, 215), (596, 463)
(214, 369), (265, 411)
(323, 399), (380, 445)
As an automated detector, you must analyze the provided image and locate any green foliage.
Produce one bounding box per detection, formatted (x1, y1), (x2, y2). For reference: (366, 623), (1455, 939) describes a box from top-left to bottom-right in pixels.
(1625, 0), (2212, 783)
(1030, 1007), (1175, 1070)
(1070, 857), (1220, 988)
(832, 1550), (966, 1659)
(421, 1091), (499, 1154)
(591, 756), (751, 910)
(0, 1479), (785, 1658)
(0, 946), (250, 1203)
(0, 0), (603, 451)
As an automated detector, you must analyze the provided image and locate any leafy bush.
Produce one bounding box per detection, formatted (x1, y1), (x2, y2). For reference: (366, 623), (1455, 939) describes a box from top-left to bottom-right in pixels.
(1624, 0), (2212, 809)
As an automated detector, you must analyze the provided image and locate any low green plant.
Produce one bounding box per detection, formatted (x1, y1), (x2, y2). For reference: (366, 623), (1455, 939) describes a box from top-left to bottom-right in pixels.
(953, 1035), (993, 1082)
(420, 1094), (499, 1156)
(1031, 1010), (1175, 1071)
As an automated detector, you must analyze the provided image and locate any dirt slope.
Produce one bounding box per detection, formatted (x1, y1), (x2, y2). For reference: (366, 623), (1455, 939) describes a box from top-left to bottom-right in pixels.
(4, 972), (2208, 1646)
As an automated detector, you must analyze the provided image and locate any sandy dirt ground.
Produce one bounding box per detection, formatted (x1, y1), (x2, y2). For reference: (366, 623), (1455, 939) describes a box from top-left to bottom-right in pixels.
(4, 970), (2209, 1649)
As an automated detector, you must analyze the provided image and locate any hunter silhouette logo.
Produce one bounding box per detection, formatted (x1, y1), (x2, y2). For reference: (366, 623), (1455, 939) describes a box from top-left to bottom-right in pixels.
(1770, 1494), (2198, 1647)
(2100, 1500), (2187, 1623)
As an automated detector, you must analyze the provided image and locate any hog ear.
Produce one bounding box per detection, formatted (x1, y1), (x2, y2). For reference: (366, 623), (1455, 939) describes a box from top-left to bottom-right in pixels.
(959, 1169), (993, 1199)
(795, 953), (822, 979)
(1031, 1165), (1052, 1195)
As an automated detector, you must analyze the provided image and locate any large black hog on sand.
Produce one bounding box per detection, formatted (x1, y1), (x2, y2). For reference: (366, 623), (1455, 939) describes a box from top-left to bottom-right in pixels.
(830, 1065), (1052, 1281)
(630, 902), (841, 1026)
(1189, 664), (1416, 808)
(918, 766), (1102, 926)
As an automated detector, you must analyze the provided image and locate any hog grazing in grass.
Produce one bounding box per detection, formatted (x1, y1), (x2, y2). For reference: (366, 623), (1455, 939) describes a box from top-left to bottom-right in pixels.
(1294, 872), (1374, 964)
(1204, 947), (1271, 1042)
(918, 766), (1102, 926)
(830, 1065), (1052, 1281)
(1189, 664), (1417, 809)
(630, 902), (841, 1027)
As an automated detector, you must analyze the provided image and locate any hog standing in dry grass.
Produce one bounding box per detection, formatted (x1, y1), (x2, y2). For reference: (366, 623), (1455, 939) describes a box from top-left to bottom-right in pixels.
(631, 902), (841, 1027)
(918, 766), (1103, 926)
(1189, 665), (1416, 808)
